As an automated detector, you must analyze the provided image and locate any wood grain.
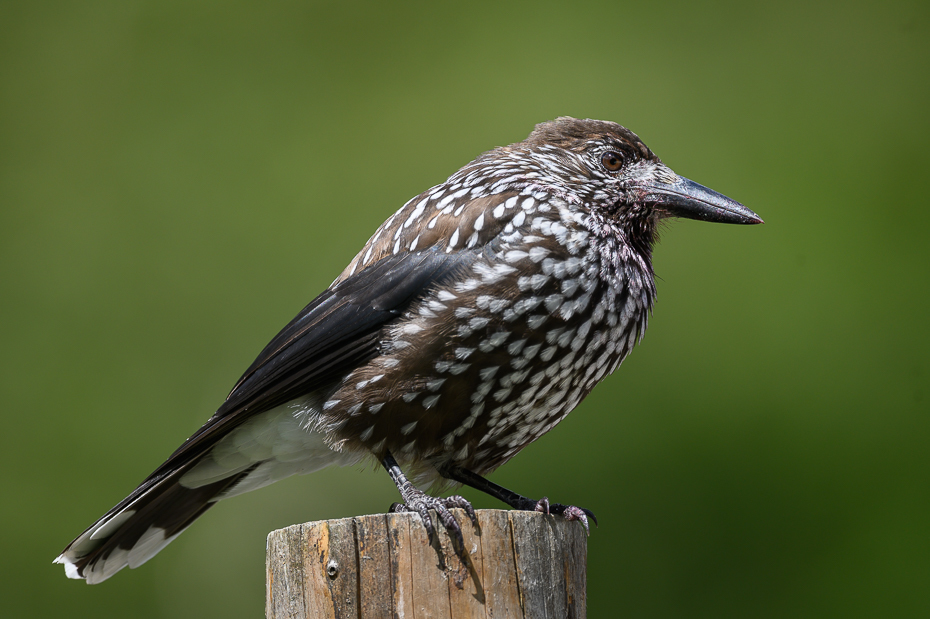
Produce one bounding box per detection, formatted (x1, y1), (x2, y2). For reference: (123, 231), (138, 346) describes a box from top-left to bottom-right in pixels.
(266, 509), (587, 618)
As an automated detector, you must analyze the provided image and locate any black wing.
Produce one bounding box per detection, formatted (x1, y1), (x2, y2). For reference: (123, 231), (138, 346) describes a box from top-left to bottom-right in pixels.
(151, 246), (477, 475)
(55, 247), (480, 580)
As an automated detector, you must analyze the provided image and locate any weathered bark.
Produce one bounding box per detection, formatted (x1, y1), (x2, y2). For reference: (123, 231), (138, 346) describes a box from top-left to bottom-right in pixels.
(266, 509), (587, 618)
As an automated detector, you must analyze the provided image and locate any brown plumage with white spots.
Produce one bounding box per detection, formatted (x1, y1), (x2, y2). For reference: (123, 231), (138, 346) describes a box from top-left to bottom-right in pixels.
(56, 117), (762, 583)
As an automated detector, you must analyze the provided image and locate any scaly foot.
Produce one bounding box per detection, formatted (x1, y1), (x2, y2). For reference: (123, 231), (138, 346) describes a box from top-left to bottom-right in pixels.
(390, 491), (476, 552)
(533, 497), (597, 535)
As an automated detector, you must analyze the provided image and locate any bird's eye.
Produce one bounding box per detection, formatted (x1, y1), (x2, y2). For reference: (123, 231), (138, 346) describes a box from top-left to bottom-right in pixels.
(600, 151), (624, 172)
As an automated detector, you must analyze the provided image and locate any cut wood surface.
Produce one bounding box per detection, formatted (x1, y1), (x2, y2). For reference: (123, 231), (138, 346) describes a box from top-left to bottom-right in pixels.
(266, 509), (587, 618)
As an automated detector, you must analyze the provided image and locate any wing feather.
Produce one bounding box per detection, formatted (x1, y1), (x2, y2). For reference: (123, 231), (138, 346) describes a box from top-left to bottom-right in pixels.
(152, 246), (476, 474)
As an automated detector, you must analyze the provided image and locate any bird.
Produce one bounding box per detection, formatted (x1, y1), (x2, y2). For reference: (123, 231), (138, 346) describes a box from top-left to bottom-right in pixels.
(55, 117), (762, 584)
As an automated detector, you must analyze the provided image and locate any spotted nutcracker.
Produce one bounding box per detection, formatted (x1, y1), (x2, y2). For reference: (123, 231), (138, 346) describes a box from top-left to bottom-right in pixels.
(56, 117), (762, 583)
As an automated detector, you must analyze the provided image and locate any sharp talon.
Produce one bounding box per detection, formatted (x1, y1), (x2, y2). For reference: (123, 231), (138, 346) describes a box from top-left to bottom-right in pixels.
(423, 522), (436, 544)
(528, 500), (596, 535)
(419, 509), (436, 543)
(561, 506), (591, 535)
(439, 509), (465, 552)
(446, 494), (477, 525)
(583, 508), (598, 527)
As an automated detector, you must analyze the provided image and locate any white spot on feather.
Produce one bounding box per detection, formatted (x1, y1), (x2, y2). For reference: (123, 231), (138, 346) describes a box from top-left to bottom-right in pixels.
(422, 394), (441, 409)
(426, 378), (447, 391)
(447, 228), (460, 252)
(400, 322), (424, 335)
(479, 366), (499, 380)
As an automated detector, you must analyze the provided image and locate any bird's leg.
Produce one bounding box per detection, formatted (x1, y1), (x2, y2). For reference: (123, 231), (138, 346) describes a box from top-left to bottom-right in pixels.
(381, 452), (476, 553)
(440, 464), (597, 534)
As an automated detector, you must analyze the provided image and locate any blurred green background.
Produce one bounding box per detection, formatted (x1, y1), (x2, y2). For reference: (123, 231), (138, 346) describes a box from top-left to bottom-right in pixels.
(2, 1), (927, 617)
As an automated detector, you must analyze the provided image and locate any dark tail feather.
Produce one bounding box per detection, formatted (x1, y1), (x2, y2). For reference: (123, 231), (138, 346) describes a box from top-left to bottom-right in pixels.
(54, 463), (256, 584)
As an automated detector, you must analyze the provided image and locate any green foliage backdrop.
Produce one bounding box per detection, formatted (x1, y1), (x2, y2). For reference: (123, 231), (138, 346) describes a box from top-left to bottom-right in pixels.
(2, 1), (927, 617)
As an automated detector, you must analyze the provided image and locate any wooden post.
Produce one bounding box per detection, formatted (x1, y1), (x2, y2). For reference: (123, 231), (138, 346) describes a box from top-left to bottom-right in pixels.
(266, 508), (587, 618)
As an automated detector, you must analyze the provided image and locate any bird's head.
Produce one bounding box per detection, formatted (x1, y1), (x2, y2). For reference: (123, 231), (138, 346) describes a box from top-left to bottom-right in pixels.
(495, 117), (762, 229)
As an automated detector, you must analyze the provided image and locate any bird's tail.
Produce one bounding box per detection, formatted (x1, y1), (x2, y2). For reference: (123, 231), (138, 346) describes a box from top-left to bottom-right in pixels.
(55, 406), (359, 583)
(53, 459), (254, 584)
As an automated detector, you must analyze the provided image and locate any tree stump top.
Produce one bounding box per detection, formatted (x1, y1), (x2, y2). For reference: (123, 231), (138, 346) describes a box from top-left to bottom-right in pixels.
(266, 508), (587, 618)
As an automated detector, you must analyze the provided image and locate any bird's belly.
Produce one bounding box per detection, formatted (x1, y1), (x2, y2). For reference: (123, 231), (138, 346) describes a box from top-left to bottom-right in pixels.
(322, 282), (641, 474)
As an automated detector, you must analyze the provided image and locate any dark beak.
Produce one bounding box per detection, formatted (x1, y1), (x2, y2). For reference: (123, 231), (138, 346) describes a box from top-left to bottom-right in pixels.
(641, 176), (763, 225)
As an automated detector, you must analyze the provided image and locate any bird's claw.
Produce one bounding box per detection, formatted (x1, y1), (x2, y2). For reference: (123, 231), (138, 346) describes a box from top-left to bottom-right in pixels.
(533, 496), (597, 535)
(390, 492), (476, 552)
